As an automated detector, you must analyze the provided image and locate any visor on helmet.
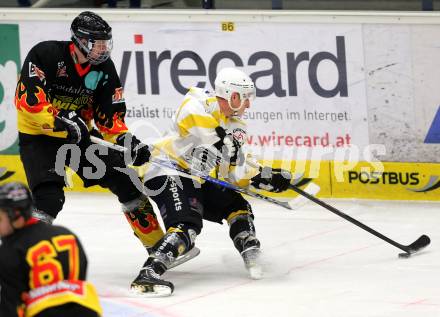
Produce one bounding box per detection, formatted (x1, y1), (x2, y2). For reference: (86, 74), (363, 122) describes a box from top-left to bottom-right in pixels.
(238, 87), (256, 102)
(72, 31), (113, 65)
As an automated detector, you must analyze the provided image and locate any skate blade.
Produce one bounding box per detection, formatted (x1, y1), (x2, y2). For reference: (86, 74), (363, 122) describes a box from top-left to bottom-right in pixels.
(167, 246), (201, 269)
(130, 284), (173, 297)
(247, 265), (264, 280)
(242, 247), (263, 280)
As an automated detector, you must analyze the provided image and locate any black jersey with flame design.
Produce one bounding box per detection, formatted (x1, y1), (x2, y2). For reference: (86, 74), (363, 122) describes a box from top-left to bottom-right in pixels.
(15, 40), (128, 142)
(0, 220), (102, 317)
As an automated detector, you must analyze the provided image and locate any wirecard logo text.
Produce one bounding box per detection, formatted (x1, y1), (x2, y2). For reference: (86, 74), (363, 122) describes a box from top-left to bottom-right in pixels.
(119, 35), (348, 99)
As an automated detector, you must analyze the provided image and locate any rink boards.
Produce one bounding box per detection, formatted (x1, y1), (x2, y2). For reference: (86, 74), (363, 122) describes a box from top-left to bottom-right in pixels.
(1, 155), (438, 201)
(1, 10), (440, 202)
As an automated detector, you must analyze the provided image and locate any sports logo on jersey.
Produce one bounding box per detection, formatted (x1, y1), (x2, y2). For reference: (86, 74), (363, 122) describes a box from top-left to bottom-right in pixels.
(28, 62), (46, 85)
(56, 61), (68, 78)
(112, 87), (125, 104)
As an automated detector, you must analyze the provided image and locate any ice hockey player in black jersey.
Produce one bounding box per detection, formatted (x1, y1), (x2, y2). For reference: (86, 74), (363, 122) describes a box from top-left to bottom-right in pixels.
(14, 11), (166, 254)
(0, 182), (102, 317)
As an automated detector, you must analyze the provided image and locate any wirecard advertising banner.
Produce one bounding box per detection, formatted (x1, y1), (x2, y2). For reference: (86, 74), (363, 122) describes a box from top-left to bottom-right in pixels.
(113, 22), (369, 163)
(5, 18), (440, 162)
(1, 19), (440, 162)
(0, 15), (439, 200)
(15, 21), (370, 162)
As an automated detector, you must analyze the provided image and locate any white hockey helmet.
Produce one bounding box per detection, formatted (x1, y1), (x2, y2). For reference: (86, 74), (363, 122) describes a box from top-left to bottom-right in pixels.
(214, 68), (256, 108)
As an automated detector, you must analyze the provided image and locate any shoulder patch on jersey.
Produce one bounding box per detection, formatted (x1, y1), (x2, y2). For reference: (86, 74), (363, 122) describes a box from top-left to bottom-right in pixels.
(231, 127), (246, 145)
(28, 62), (46, 84)
(56, 61), (68, 78)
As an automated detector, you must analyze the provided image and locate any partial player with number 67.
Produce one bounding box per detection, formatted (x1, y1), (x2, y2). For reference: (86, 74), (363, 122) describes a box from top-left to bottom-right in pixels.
(0, 182), (102, 317)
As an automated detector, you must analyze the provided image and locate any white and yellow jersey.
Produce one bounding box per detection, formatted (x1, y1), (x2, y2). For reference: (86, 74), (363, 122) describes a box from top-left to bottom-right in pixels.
(144, 87), (258, 187)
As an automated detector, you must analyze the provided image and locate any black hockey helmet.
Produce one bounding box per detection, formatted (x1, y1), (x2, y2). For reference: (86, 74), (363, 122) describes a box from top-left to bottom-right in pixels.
(0, 182), (32, 221)
(70, 11), (113, 65)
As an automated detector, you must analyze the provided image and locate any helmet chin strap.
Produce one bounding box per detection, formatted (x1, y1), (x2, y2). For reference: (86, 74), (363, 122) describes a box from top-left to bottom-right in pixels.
(227, 97), (246, 119)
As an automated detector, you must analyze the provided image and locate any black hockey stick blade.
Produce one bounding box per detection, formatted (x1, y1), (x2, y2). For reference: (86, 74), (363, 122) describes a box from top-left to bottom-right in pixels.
(398, 234), (431, 258)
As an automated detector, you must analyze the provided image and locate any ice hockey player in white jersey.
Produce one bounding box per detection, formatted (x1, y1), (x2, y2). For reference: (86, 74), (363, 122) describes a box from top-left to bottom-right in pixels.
(131, 67), (293, 297)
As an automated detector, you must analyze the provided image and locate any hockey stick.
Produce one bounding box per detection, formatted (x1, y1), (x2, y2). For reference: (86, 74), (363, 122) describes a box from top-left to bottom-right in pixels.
(166, 146), (321, 210)
(151, 158), (294, 210)
(90, 136), (293, 210)
(245, 157), (321, 210)
(286, 183), (321, 210)
(288, 185), (430, 258)
(165, 157), (320, 211)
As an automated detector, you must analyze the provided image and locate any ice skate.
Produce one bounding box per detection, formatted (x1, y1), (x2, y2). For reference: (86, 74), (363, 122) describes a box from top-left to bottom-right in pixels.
(167, 246), (200, 269)
(234, 232), (263, 280)
(130, 259), (174, 297)
(145, 240), (200, 269)
(241, 245), (263, 280)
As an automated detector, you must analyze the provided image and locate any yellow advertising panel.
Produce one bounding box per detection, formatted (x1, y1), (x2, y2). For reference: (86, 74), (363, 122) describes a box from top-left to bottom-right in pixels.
(2, 155), (439, 200)
(0, 155), (107, 192)
(331, 161), (440, 200)
(0, 155), (27, 185)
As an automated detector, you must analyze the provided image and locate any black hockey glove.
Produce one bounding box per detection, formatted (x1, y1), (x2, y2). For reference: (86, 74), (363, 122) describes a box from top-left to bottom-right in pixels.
(251, 166), (292, 193)
(54, 110), (89, 145)
(213, 126), (244, 166)
(116, 132), (151, 166)
(90, 128), (104, 140)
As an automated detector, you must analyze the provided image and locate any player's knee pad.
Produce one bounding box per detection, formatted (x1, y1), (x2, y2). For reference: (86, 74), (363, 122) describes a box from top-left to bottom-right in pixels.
(150, 223), (198, 267)
(122, 195), (164, 248)
(227, 209), (256, 241)
(32, 183), (65, 219)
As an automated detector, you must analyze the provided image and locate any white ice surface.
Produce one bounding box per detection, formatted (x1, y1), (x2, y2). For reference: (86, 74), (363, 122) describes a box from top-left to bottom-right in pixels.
(55, 192), (440, 317)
